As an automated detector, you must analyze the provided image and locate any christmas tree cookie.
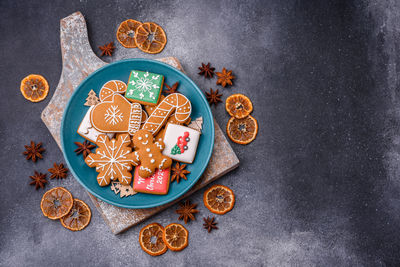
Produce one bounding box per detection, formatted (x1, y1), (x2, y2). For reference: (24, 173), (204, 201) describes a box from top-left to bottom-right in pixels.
(125, 70), (164, 106)
(162, 124), (201, 164)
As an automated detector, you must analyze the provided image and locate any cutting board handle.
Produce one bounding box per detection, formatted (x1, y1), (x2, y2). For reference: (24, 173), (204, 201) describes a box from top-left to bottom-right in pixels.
(59, 11), (105, 71)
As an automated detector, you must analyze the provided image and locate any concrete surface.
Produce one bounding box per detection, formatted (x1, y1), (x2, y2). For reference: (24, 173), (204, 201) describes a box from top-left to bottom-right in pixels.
(1, 0), (400, 266)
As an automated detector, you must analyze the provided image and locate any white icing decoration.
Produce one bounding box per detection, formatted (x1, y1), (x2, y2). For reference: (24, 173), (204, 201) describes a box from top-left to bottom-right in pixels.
(155, 142), (163, 150)
(149, 153), (153, 157)
(158, 158), (167, 169)
(150, 159), (155, 163)
(140, 166), (152, 173)
(146, 148), (150, 152)
(104, 105), (123, 125)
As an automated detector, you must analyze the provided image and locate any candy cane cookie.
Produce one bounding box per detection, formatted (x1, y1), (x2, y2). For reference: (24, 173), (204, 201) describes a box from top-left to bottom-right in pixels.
(142, 93), (191, 135)
(99, 80), (127, 101)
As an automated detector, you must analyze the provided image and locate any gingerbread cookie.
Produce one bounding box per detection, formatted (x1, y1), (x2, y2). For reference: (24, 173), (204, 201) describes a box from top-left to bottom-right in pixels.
(162, 124), (201, 163)
(133, 167), (170, 195)
(131, 129), (172, 178)
(142, 93), (192, 135)
(99, 80), (127, 101)
(84, 89), (100, 106)
(91, 94), (142, 135)
(144, 95), (165, 115)
(85, 134), (136, 186)
(125, 70), (164, 105)
(77, 106), (114, 144)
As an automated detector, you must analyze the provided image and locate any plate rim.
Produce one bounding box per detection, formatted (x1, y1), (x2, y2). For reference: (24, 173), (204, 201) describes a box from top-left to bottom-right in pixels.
(60, 58), (215, 209)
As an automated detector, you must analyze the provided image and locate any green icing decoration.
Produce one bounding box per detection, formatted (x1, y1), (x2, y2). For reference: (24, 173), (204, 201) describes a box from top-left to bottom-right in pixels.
(171, 144), (181, 155)
(125, 70), (163, 104)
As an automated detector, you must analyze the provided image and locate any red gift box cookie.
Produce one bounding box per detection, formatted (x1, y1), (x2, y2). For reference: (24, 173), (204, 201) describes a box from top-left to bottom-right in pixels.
(133, 167), (170, 195)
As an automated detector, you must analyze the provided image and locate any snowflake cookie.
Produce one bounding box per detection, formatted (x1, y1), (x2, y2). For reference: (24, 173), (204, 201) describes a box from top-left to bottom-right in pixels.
(131, 129), (172, 178)
(125, 70), (164, 106)
(85, 134), (137, 186)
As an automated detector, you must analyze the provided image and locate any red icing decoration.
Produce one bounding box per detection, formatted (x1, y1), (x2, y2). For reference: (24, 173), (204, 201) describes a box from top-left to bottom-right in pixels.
(133, 166), (170, 195)
(177, 132), (190, 153)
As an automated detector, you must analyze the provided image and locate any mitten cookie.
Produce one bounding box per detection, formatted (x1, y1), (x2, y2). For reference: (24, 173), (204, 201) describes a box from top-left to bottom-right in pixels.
(91, 93), (142, 135)
(85, 134), (137, 186)
(77, 106), (114, 144)
(131, 129), (172, 178)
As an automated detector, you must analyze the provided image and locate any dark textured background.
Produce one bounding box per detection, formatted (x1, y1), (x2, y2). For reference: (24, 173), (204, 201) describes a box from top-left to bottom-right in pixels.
(1, 0), (400, 266)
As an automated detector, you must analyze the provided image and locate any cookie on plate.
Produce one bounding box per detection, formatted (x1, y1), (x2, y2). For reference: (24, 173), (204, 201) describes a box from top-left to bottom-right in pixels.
(162, 124), (200, 164)
(125, 70), (163, 106)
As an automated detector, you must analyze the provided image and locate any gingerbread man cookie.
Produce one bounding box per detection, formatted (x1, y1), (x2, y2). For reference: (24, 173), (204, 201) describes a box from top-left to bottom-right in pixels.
(131, 129), (172, 178)
(85, 134), (136, 186)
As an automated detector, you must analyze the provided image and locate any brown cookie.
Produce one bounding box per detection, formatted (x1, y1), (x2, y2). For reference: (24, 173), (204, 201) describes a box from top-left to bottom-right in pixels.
(131, 129), (172, 178)
(91, 94), (142, 135)
(85, 134), (137, 186)
(142, 93), (192, 136)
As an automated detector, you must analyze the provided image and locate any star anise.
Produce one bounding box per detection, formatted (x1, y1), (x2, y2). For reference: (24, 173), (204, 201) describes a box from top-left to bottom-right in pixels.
(205, 88), (223, 106)
(171, 162), (190, 183)
(176, 200), (199, 224)
(29, 171), (47, 190)
(74, 140), (96, 159)
(216, 67), (235, 87)
(203, 216), (218, 233)
(48, 163), (69, 179)
(99, 42), (115, 56)
(23, 141), (45, 162)
(198, 63), (215, 78)
(164, 82), (179, 94)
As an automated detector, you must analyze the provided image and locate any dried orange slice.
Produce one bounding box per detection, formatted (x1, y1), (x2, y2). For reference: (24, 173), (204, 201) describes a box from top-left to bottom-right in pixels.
(226, 115), (258, 145)
(225, 94), (253, 119)
(134, 22), (167, 54)
(40, 187), (73, 220)
(162, 223), (188, 251)
(139, 223), (168, 256)
(20, 74), (49, 102)
(116, 19), (142, 48)
(60, 199), (91, 231)
(203, 185), (235, 215)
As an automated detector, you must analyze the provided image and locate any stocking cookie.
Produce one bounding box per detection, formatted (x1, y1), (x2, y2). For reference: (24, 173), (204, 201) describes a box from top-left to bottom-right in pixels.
(131, 129), (172, 178)
(91, 94), (142, 135)
(125, 70), (164, 105)
(142, 93), (191, 135)
(162, 124), (201, 163)
(99, 80), (127, 101)
(85, 134), (137, 186)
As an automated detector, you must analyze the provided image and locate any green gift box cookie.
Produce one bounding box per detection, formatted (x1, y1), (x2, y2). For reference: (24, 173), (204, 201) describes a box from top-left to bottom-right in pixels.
(125, 70), (164, 105)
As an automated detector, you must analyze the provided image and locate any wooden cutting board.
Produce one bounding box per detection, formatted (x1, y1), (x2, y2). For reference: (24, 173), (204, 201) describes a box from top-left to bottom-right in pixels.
(41, 11), (239, 234)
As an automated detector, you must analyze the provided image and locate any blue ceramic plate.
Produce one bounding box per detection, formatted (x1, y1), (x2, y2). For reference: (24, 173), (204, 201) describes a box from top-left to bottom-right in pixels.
(61, 59), (214, 209)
